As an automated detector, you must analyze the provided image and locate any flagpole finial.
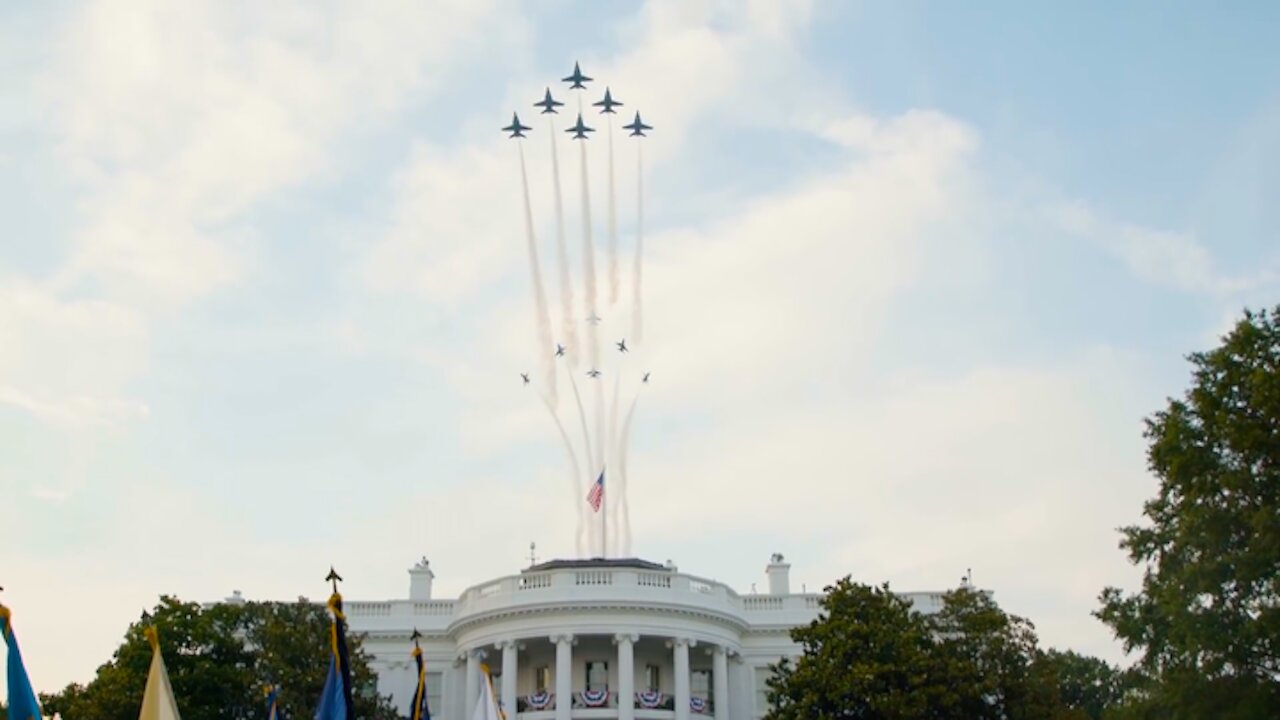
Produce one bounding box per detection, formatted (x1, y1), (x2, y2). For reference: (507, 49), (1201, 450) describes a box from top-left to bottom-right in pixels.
(326, 566), (343, 594)
(410, 628), (423, 647)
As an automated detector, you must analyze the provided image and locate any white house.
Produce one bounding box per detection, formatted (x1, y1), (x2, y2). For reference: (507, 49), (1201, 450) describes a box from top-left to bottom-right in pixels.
(343, 554), (954, 720)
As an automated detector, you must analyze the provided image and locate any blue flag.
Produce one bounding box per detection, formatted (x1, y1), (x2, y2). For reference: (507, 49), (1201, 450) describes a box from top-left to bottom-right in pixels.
(313, 658), (347, 720)
(0, 605), (42, 720)
(313, 592), (355, 720)
(265, 685), (285, 720)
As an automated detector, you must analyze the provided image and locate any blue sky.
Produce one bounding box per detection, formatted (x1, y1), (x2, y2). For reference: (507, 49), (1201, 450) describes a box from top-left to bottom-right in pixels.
(2, 0), (1278, 694)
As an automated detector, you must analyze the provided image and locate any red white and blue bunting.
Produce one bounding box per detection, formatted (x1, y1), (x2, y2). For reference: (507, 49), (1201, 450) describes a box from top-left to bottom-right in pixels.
(524, 691), (554, 711)
(636, 690), (665, 709)
(578, 689), (610, 707)
(690, 697), (710, 714)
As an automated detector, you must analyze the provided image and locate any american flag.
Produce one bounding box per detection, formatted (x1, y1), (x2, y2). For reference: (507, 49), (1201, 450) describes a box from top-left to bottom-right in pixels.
(586, 470), (605, 511)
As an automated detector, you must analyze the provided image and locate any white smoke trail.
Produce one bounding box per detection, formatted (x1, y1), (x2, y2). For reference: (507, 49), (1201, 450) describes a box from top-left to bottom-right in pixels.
(606, 369), (622, 553)
(548, 115), (578, 367)
(607, 117), (619, 306)
(565, 363), (596, 554)
(617, 391), (642, 556)
(578, 138), (602, 371)
(576, 127), (609, 555)
(519, 142), (557, 402)
(630, 141), (645, 345)
(539, 390), (585, 556)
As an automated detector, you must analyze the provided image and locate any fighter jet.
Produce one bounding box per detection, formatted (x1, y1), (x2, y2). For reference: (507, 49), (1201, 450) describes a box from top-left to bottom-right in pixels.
(586, 369), (602, 379)
(586, 313), (602, 325)
(521, 373), (531, 385)
(562, 61), (592, 89)
(555, 344), (566, 357)
(593, 88), (623, 114)
(617, 339), (628, 353)
(503, 113), (532, 139)
(534, 87), (563, 114)
(623, 112), (652, 137)
(566, 112), (595, 140)
(642, 372), (650, 384)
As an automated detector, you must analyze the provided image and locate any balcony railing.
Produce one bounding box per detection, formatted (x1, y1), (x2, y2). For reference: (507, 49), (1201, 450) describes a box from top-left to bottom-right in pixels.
(514, 692), (711, 714)
(344, 565), (836, 630)
(451, 566), (824, 626)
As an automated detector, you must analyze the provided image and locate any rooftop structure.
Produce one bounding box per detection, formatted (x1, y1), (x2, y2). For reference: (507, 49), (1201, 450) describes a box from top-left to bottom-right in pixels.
(344, 555), (955, 720)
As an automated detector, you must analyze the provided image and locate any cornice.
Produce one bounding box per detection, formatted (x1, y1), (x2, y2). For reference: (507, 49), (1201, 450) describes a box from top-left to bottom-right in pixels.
(448, 599), (750, 637)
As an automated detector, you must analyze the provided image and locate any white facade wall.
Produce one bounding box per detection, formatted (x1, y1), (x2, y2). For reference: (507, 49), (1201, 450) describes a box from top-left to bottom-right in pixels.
(345, 558), (951, 720)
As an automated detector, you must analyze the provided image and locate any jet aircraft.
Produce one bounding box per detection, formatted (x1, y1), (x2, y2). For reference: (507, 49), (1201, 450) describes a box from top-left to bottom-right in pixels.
(562, 61), (592, 89)
(534, 88), (563, 114)
(593, 88), (623, 114)
(503, 113), (531, 138)
(623, 112), (652, 137)
(586, 369), (602, 379)
(555, 344), (566, 357)
(617, 339), (628, 353)
(642, 372), (650, 383)
(586, 313), (602, 325)
(521, 373), (530, 385)
(566, 113), (595, 140)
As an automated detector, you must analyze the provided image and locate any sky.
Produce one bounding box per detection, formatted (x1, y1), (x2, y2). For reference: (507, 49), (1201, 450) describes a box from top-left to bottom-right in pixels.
(2, 0), (1279, 695)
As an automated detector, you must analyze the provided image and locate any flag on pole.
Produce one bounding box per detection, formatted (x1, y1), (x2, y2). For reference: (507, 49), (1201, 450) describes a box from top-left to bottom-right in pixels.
(314, 570), (356, 720)
(409, 631), (431, 720)
(0, 604), (42, 720)
(470, 664), (503, 720)
(586, 469), (605, 512)
(138, 627), (182, 720)
(265, 685), (284, 720)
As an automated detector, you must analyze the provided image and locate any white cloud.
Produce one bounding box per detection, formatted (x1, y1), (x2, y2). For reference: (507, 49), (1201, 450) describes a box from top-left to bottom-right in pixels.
(43, 0), (517, 307)
(1044, 200), (1275, 295)
(2, 0), (524, 428)
(0, 281), (149, 426)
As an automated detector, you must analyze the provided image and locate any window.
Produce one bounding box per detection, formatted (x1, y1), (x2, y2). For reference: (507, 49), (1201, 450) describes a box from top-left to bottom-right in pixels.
(755, 666), (771, 714)
(535, 666), (551, 693)
(645, 664), (661, 692)
(586, 660), (609, 692)
(691, 669), (711, 700)
(425, 672), (442, 716)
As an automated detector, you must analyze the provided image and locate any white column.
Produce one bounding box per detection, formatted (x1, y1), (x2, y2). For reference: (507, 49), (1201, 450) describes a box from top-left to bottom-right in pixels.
(673, 638), (692, 720)
(449, 657), (466, 720)
(554, 634), (574, 720)
(465, 650), (480, 720)
(712, 646), (729, 720)
(500, 641), (518, 719)
(615, 634), (638, 720)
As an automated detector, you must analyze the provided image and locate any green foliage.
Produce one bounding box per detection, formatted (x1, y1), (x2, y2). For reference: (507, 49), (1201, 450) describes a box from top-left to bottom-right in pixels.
(930, 588), (1057, 719)
(40, 596), (397, 720)
(1031, 650), (1124, 720)
(1096, 306), (1280, 714)
(765, 579), (935, 719)
(764, 579), (1116, 719)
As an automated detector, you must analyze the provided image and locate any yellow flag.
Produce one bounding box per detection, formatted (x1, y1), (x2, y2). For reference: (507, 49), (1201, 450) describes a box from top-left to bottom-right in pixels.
(138, 628), (182, 720)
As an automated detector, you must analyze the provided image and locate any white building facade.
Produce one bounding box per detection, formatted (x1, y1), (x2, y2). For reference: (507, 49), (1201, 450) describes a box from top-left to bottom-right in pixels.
(345, 555), (950, 720)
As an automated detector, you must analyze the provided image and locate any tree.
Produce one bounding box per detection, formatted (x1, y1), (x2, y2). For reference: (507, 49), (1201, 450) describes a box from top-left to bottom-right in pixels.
(1096, 306), (1280, 715)
(40, 596), (397, 720)
(929, 588), (1057, 719)
(763, 579), (1098, 719)
(1031, 650), (1124, 720)
(765, 579), (936, 719)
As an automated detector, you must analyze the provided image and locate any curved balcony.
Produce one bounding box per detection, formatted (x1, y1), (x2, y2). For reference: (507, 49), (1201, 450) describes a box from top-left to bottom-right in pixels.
(445, 558), (820, 638)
